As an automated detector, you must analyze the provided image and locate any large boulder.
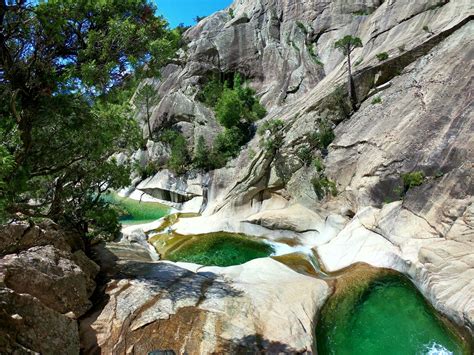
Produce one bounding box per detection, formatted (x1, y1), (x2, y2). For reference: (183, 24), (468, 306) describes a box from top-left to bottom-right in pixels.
(0, 221), (99, 354)
(0, 288), (81, 354)
(80, 241), (330, 354)
(1, 245), (98, 317)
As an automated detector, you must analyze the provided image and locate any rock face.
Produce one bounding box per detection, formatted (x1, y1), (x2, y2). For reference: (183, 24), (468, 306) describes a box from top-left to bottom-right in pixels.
(128, 0), (474, 337)
(80, 241), (330, 354)
(0, 222), (99, 354)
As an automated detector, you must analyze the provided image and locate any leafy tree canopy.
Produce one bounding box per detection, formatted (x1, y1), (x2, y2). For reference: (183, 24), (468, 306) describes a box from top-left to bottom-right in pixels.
(334, 35), (363, 55)
(0, 0), (179, 237)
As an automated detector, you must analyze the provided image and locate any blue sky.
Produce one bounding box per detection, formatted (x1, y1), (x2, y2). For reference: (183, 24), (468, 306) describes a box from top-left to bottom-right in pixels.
(155, 0), (233, 28)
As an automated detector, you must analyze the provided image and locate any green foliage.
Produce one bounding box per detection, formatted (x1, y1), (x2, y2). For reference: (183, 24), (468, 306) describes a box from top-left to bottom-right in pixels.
(198, 74), (266, 168)
(258, 119), (286, 153)
(311, 175), (337, 200)
(423, 25), (430, 32)
(0, 138), (15, 222)
(296, 21), (308, 34)
(0, 0), (178, 236)
(215, 74), (266, 128)
(197, 76), (225, 108)
(248, 148), (256, 159)
(216, 88), (245, 129)
(297, 146), (313, 166)
(313, 157), (324, 172)
(371, 96), (382, 104)
(376, 52), (389, 61)
(228, 8), (234, 19)
(334, 35), (363, 56)
(134, 83), (159, 138)
(309, 120), (335, 150)
(354, 58), (363, 66)
(402, 171), (425, 191)
(160, 130), (191, 174)
(136, 161), (160, 179)
(308, 45), (324, 66)
(211, 127), (247, 168)
(193, 136), (211, 170)
(309, 156), (337, 200)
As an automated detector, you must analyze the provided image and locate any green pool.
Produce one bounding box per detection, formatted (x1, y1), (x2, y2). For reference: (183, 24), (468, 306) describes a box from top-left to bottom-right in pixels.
(150, 232), (274, 267)
(103, 192), (170, 225)
(316, 275), (470, 355)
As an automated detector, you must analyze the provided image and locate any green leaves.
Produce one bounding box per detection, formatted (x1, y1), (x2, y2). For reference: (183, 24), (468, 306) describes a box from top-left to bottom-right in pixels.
(0, 0), (177, 236)
(160, 130), (191, 175)
(334, 35), (363, 55)
(216, 88), (245, 129)
(215, 74), (266, 129)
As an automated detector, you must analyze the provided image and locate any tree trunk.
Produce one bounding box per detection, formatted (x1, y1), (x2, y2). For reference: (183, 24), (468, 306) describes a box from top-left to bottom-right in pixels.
(145, 96), (152, 140)
(346, 48), (357, 111)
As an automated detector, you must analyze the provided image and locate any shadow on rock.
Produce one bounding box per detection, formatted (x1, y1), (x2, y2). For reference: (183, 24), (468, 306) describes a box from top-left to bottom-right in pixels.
(79, 242), (244, 354)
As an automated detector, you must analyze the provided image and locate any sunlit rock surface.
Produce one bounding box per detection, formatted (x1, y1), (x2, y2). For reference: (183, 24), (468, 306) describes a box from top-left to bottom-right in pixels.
(80, 240), (329, 354)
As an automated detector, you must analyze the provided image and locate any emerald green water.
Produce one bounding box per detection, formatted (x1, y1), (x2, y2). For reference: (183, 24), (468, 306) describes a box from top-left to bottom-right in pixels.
(103, 192), (170, 225)
(165, 233), (275, 267)
(317, 276), (469, 355)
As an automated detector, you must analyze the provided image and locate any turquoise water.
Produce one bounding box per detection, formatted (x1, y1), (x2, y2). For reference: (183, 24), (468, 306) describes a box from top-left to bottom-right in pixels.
(103, 192), (170, 225)
(316, 276), (469, 355)
(158, 232), (275, 267)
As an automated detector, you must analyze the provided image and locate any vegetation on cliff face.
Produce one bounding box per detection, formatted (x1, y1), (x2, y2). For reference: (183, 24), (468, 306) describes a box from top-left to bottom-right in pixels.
(200, 74), (267, 169)
(334, 35), (363, 110)
(0, 0), (179, 237)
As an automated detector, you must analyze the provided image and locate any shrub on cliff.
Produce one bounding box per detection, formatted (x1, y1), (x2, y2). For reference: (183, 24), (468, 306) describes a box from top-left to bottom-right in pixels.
(160, 130), (191, 175)
(402, 171), (425, 191)
(193, 136), (211, 170)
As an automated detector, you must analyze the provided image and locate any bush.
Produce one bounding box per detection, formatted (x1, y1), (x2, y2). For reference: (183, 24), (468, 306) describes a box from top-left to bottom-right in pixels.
(324, 86), (352, 120)
(211, 127), (247, 168)
(371, 96), (382, 104)
(313, 157), (324, 172)
(160, 130), (190, 174)
(311, 175), (337, 200)
(228, 8), (234, 19)
(258, 118), (285, 153)
(352, 9), (372, 16)
(297, 146), (313, 166)
(136, 161), (159, 179)
(216, 88), (244, 129)
(198, 76), (225, 108)
(309, 120), (335, 150)
(376, 52), (389, 61)
(197, 73), (266, 169)
(402, 171), (425, 191)
(193, 135), (211, 170)
(214, 74), (266, 129)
